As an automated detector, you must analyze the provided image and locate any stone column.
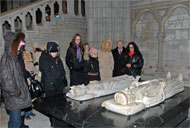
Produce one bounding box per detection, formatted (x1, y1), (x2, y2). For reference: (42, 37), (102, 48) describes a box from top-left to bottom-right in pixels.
(32, 9), (37, 30)
(67, 0), (74, 15)
(78, 0), (81, 16)
(0, 22), (3, 49)
(10, 18), (15, 32)
(50, 3), (55, 21)
(41, 6), (46, 24)
(21, 15), (27, 32)
(7, 0), (13, 10)
(156, 32), (166, 73)
(57, 1), (63, 17)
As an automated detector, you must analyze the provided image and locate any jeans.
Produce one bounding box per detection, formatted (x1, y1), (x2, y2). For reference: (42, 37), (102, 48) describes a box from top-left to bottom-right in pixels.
(8, 109), (21, 128)
(25, 110), (32, 117)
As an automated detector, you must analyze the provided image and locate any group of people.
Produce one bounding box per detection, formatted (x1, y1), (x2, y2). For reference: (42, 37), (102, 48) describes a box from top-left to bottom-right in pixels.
(66, 34), (144, 86)
(0, 31), (144, 128)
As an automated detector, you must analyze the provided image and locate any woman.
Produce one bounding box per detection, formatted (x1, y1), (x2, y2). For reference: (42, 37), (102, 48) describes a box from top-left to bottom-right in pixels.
(87, 48), (101, 82)
(83, 43), (90, 60)
(125, 42), (144, 78)
(40, 42), (67, 96)
(0, 32), (31, 128)
(22, 51), (37, 120)
(98, 39), (114, 80)
(66, 33), (84, 86)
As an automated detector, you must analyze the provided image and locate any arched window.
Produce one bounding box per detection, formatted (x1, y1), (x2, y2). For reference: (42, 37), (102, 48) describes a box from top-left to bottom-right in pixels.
(14, 17), (22, 32)
(36, 8), (42, 24)
(81, 0), (85, 17)
(54, 1), (59, 17)
(62, 0), (67, 14)
(1, 0), (7, 12)
(2, 21), (11, 34)
(74, 0), (79, 16)
(45, 5), (51, 21)
(25, 12), (33, 30)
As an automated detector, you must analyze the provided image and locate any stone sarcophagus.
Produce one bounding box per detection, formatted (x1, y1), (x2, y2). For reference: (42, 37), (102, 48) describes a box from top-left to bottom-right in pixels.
(66, 75), (140, 101)
(102, 72), (184, 116)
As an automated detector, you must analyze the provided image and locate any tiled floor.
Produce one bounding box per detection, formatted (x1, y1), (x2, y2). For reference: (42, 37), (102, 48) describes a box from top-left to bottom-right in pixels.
(0, 103), (51, 128)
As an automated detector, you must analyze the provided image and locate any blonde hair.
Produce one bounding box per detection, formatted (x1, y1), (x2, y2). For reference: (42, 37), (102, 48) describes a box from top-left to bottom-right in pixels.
(101, 39), (112, 52)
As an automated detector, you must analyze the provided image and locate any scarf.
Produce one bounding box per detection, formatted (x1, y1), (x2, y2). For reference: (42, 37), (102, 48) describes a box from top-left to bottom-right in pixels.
(129, 52), (135, 58)
(76, 44), (82, 62)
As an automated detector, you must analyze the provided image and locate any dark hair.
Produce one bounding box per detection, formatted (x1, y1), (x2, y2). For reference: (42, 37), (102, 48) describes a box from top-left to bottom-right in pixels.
(126, 42), (142, 56)
(11, 32), (25, 56)
(71, 33), (84, 53)
(83, 43), (89, 47)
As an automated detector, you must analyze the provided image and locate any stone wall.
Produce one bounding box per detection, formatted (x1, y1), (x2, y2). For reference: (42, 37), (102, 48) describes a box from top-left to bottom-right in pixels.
(164, 8), (190, 81)
(131, 0), (190, 83)
(86, 0), (131, 49)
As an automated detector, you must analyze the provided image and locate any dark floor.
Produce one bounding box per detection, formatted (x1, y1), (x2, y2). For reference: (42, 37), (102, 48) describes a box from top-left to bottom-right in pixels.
(177, 118), (190, 128)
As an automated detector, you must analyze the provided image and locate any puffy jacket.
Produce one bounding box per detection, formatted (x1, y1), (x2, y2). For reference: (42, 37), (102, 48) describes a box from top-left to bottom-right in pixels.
(0, 32), (31, 110)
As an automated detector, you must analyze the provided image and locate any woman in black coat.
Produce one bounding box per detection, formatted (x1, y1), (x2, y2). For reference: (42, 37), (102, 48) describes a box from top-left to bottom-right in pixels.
(125, 42), (144, 78)
(83, 48), (100, 85)
(39, 42), (67, 97)
(66, 33), (84, 86)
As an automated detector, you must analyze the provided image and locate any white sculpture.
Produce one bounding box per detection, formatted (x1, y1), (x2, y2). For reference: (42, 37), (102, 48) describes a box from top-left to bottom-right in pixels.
(102, 72), (184, 116)
(66, 75), (140, 101)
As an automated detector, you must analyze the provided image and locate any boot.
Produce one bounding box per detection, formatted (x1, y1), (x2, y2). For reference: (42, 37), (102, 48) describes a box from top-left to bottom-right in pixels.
(20, 116), (29, 128)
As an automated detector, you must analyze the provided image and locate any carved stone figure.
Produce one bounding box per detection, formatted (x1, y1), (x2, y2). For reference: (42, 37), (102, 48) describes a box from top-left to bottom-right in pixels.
(102, 72), (184, 115)
(66, 75), (140, 101)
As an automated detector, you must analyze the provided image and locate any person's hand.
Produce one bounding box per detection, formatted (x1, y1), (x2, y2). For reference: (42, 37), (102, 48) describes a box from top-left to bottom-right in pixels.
(126, 64), (131, 68)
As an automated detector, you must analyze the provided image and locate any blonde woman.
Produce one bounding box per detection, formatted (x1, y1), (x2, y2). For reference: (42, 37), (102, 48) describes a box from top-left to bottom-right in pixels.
(98, 39), (114, 80)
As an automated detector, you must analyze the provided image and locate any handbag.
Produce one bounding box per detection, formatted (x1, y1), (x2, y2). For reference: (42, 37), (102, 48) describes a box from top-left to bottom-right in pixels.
(28, 74), (43, 100)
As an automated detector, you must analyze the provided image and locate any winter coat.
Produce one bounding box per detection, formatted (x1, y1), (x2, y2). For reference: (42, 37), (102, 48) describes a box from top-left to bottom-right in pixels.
(23, 51), (36, 74)
(0, 32), (31, 110)
(39, 42), (66, 96)
(112, 47), (127, 77)
(98, 39), (114, 80)
(66, 42), (84, 86)
(84, 57), (100, 84)
(124, 53), (144, 77)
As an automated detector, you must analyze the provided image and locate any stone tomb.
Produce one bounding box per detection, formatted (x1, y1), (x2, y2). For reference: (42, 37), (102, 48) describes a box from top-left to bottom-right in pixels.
(33, 87), (190, 127)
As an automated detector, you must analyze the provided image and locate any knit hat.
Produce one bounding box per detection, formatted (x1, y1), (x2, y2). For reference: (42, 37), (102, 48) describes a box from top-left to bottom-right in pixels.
(47, 42), (59, 53)
(89, 47), (98, 56)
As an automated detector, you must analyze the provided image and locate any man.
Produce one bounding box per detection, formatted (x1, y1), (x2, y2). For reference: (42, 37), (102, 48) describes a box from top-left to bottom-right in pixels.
(112, 40), (126, 77)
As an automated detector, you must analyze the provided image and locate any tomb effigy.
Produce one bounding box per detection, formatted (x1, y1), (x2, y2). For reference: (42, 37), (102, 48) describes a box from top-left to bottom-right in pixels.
(102, 72), (184, 115)
(66, 75), (140, 101)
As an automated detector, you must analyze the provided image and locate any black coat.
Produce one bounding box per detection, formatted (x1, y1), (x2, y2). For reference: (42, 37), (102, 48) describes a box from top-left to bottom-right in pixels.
(84, 57), (100, 84)
(17, 53), (30, 79)
(66, 43), (84, 86)
(0, 32), (31, 110)
(39, 43), (66, 96)
(124, 53), (144, 77)
(112, 47), (127, 77)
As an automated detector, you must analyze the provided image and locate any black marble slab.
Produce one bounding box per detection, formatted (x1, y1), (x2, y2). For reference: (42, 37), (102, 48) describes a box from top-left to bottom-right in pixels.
(33, 87), (190, 128)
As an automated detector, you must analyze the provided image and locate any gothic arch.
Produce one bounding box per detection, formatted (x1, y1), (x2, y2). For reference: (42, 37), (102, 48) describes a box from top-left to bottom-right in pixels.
(25, 12), (33, 30)
(132, 8), (161, 33)
(2, 21), (11, 34)
(161, 4), (190, 32)
(14, 16), (22, 32)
